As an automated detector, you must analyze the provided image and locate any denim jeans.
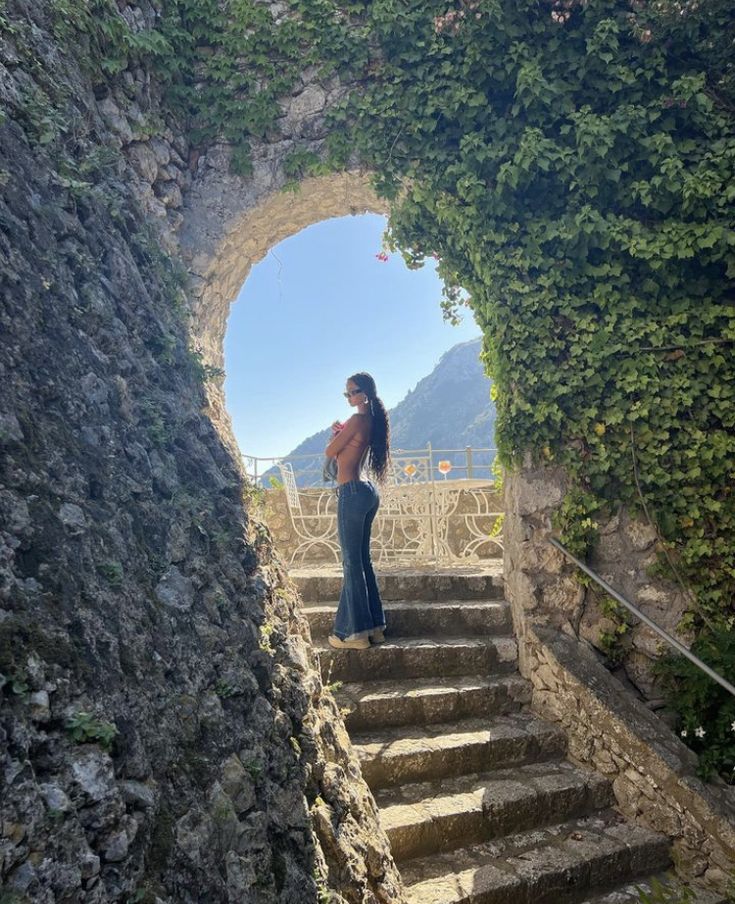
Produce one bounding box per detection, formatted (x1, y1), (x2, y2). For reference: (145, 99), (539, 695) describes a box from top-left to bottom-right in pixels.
(333, 478), (386, 641)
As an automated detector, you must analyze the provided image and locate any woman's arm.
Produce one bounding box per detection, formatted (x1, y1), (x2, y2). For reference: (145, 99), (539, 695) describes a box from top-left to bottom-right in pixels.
(325, 414), (361, 458)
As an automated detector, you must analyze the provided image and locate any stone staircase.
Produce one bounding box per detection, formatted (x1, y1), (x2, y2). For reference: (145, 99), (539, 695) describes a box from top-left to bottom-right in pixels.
(294, 568), (725, 904)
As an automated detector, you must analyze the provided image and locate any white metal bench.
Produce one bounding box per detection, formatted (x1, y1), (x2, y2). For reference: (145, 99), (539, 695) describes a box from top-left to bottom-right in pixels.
(277, 463), (341, 565)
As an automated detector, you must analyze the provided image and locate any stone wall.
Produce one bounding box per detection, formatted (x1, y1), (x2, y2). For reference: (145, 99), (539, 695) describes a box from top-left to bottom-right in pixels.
(529, 628), (735, 890)
(504, 463), (735, 892)
(0, 3), (403, 901)
(503, 459), (695, 700)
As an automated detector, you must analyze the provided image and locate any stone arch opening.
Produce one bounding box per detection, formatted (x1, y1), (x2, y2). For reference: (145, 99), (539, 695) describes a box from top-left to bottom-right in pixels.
(178, 169), (388, 458)
(159, 57), (696, 709)
(177, 160), (500, 572)
(167, 131), (711, 720)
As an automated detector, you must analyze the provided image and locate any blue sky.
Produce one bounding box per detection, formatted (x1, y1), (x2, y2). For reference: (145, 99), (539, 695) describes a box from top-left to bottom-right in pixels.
(224, 213), (481, 460)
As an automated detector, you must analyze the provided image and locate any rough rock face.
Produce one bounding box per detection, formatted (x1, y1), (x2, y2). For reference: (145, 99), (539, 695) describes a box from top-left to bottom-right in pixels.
(504, 461), (699, 708)
(0, 2), (402, 901)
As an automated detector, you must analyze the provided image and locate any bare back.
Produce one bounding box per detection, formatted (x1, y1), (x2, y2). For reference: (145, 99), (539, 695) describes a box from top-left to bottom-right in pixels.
(336, 414), (372, 484)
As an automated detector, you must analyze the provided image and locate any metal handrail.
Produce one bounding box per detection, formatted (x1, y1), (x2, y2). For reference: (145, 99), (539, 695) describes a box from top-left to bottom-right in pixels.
(549, 537), (735, 700)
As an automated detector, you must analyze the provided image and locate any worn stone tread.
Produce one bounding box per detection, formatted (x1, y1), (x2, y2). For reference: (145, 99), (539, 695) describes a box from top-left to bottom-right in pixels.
(579, 874), (728, 904)
(353, 712), (567, 789)
(306, 598), (510, 610)
(293, 567), (505, 603)
(336, 673), (532, 730)
(305, 599), (513, 637)
(400, 811), (671, 904)
(375, 760), (613, 862)
(317, 635), (518, 683)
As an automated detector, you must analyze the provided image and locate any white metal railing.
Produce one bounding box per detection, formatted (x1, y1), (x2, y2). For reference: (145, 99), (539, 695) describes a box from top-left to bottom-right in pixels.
(270, 451), (503, 567)
(243, 444), (498, 488)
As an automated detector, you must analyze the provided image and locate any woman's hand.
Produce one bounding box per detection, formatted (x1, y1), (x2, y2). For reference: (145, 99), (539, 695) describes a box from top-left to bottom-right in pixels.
(325, 417), (355, 458)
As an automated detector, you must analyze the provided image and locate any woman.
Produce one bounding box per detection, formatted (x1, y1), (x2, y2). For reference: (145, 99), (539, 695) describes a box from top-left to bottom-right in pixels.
(324, 372), (391, 650)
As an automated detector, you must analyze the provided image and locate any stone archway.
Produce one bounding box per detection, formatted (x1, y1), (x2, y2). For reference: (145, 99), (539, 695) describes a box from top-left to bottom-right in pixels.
(162, 126), (689, 707)
(136, 60), (735, 899)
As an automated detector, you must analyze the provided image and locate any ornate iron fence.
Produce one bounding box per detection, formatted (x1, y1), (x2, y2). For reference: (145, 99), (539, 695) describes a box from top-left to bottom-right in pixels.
(246, 446), (503, 567)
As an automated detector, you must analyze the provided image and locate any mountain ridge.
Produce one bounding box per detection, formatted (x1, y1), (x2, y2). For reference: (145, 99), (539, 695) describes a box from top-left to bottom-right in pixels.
(262, 337), (496, 484)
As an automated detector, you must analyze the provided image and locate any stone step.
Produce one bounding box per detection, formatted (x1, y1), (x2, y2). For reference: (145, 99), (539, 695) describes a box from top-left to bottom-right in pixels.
(400, 811), (671, 904)
(336, 674), (532, 732)
(305, 599), (513, 638)
(377, 760), (614, 862)
(353, 712), (567, 790)
(293, 568), (504, 603)
(579, 874), (728, 904)
(317, 636), (518, 684)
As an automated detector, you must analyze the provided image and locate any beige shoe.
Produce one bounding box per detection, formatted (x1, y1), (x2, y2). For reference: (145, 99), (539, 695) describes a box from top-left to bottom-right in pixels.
(328, 634), (370, 650)
(370, 628), (386, 644)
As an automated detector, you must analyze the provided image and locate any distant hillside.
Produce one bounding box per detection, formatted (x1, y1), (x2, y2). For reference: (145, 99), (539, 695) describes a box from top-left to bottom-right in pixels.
(262, 338), (496, 486)
(388, 338), (495, 451)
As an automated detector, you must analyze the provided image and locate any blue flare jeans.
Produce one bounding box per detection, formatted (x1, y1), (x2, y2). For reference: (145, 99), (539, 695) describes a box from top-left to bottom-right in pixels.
(332, 478), (386, 641)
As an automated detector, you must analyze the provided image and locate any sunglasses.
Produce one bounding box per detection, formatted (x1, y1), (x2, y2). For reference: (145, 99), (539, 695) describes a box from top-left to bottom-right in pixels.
(343, 389), (363, 398)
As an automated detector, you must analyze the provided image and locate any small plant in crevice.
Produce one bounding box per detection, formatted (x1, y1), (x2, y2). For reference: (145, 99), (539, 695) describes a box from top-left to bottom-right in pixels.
(313, 862), (332, 904)
(150, 332), (179, 367)
(214, 679), (238, 699)
(635, 874), (695, 904)
(0, 892), (30, 904)
(259, 622), (275, 653)
(488, 513), (504, 541)
(242, 481), (267, 513)
(0, 3), (21, 37)
(138, 397), (176, 447)
(188, 346), (225, 383)
(1, 671), (30, 699)
(17, 84), (69, 148)
(65, 710), (118, 750)
(128, 888), (150, 904)
(596, 592), (633, 668)
(726, 872), (735, 904)
(322, 659), (342, 695)
(242, 757), (263, 782)
(97, 561), (124, 588)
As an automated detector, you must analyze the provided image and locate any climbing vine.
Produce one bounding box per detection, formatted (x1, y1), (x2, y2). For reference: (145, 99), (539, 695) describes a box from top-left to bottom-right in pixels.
(340, 0), (735, 778)
(44, 0), (735, 776)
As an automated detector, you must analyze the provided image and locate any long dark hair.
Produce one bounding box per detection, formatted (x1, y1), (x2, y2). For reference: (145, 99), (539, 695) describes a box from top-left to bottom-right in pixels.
(349, 371), (391, 484)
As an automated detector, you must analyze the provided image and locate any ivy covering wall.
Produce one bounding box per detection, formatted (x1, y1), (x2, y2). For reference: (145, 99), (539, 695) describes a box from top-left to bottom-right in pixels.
(39, 0), (735, 777)
(339, 0), (735, 780)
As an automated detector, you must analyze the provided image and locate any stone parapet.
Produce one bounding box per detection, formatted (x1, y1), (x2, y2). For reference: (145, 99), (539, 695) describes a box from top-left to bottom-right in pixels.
(528, 626), (735, 891)
(504, 463), (735, 893)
